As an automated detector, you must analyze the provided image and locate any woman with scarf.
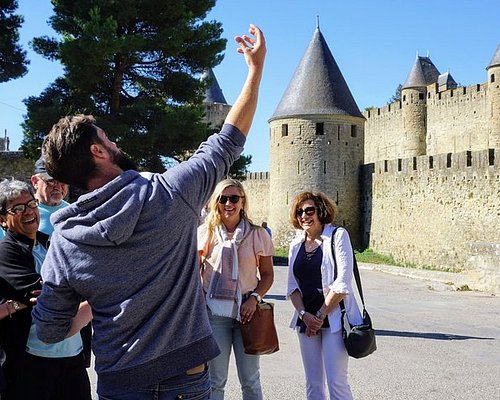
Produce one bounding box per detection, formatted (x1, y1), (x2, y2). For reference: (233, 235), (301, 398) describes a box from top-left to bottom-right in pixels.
(198, 178), (274, 400)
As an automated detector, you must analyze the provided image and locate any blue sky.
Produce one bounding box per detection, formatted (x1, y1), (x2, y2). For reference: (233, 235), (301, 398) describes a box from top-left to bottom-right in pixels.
(1, 0), (500, 172)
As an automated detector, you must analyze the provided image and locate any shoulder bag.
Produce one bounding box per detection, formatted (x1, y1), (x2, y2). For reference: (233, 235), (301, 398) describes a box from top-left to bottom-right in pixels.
(331, 227), (377, 359)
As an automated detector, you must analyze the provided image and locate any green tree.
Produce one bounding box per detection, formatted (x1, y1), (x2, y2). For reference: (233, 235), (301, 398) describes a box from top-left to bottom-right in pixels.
(0, 0), (29, 82)
(387, 83), (402, 104)
(22, 0), (226, 170)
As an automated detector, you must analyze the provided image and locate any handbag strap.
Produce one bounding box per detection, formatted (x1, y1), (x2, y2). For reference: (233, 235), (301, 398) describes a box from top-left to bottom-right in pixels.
(330, 226), (366, 311)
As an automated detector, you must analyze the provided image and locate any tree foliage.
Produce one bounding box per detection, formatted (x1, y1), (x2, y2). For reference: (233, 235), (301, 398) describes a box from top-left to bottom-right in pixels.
(0, 0), (29, 82)
(22, 0), (227, 171)
(387, 83), (402, 104)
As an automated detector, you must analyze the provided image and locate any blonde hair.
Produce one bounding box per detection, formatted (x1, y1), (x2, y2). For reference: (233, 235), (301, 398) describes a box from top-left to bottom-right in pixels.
(289, 191), (337, 230)
(205, 179), (253, 232)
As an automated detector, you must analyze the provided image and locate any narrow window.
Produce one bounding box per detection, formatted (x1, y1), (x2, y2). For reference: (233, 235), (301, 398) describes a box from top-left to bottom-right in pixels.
(351, 125), (357, 138)
(397, 159), (402, 172)
(297, 160), (300, 174)
(377, 108), (380, 115)
(446, 153), (452, 168)
(438, 93), (442, 100)
(413, 157), (417, 171)
(323, 160), (327, 174)
(403, 95), (406, 102)
(316, 122), (324, 135)
(384, 160), (388, 172)
(429, 156), (434, 169)
(336, 191), (339, 205)
(343, 161), (346, 176)
(466, 151), (472, 167)
(450, 90), (454, 97)
(489, 148), (495, 166)
(367, 110), (371, 118)
(491, 74), (495, 83)
(337, 126), (340, 140)
(282, 123), (288, 137)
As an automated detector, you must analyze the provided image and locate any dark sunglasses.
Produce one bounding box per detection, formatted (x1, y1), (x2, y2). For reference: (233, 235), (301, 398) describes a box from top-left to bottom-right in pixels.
(218, 195), (244, 204)
(5, 199), (39, 215)
(296, 206), (317, 217)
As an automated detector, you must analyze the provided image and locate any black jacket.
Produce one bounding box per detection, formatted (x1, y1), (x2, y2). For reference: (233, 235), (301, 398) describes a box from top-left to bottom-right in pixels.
(0, 230), (48, 361)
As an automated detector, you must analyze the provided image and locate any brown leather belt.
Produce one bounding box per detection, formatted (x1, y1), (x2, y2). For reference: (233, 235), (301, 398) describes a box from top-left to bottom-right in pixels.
(186, 363), (206, 375)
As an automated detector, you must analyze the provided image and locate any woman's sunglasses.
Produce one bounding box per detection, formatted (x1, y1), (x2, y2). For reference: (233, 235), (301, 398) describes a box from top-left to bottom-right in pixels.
(218, 195), (244, 204)
(296, 206), (317, 217)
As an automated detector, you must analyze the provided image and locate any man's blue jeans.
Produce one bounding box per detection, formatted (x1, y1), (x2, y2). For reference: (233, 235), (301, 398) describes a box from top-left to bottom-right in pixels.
(98, 368), (210, 400)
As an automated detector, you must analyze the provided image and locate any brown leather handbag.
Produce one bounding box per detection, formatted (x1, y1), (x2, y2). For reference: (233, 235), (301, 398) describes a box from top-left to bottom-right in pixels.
(240, 301), (279, 355)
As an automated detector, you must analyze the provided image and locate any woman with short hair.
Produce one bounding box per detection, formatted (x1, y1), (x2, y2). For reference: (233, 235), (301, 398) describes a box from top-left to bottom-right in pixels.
(287, 191), (362, 400)
(0, 178), (91, 400)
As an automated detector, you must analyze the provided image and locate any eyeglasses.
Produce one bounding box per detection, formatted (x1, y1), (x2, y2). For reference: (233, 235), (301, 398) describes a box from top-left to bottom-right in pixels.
(5, 199), (39, 215)
(296, 206), (317, 217)
(218, 195), (244, 204)
(38, 176), (61, 187)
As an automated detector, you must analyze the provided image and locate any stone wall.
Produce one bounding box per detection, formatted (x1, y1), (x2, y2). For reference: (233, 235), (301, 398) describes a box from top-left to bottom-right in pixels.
(242, 172), (270, 228)
(426, 83), (490, 155)
(362, 148), (499, 292)
(0, 151), (34, 182)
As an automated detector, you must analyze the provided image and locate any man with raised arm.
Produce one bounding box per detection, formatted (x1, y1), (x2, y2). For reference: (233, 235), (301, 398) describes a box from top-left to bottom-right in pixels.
(32, 24), (266, 400)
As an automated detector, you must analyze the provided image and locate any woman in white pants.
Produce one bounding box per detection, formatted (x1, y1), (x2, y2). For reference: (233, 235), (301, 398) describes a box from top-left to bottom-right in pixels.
(287, 191), (362, 400)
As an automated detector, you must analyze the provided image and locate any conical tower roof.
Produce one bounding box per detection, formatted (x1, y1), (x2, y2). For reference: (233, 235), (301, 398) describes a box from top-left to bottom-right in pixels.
(202, 69), (227, 104)
(402, 55), (440, 89)
(270, 27), (362, 121)
(487, 43), (500, 69)
(437, 71), (457, 88)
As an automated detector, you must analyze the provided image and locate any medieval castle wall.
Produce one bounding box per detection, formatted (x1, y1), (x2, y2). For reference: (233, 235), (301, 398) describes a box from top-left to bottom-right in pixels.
(0, 151), (33, 182)
(362, 149), (499, 292)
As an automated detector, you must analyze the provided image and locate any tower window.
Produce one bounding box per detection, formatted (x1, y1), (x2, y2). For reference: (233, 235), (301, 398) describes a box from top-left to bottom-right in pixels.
(351, 125), (357, 138)
(466, 151), (472, 167)
(281, 124), (288, 137)
(429, 156), (434, 169)
(446, 153), (452, 168)
(343, 161), (346, 176)
(323, 161), (327, 174)
(397, 159), (402, 171)
(413, 157), (417, 171)
(489, 149), (495, 166)
(418, 93), (424, 100)
(491, 74), (495, 83)
(316, 122), (324, 135)
(403, 95), (406, 102)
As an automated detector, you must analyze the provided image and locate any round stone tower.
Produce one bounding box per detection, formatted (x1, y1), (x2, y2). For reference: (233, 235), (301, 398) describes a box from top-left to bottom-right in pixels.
(487, 43), (500, 149)
(268, 24), (365, 247)
(401, 55), (440, 157)
(202, 68), (231, 129)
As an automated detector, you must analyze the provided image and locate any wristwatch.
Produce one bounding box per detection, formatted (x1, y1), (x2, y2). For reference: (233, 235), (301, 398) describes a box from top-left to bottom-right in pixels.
(250, 292), (262, 303)
(299, 309), (306, 320)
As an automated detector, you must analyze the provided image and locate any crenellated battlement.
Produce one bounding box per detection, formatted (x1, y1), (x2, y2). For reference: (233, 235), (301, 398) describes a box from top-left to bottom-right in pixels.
(244, 171), (269, 180)
(373, 148), (497, 175)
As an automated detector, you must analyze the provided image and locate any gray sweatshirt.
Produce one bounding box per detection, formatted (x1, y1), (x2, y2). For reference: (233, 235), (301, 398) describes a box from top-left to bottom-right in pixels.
(32, 124), (245, 396)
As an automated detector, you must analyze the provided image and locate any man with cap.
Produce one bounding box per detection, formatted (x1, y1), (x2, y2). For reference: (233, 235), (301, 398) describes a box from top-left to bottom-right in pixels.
(31, 156), (69, 237)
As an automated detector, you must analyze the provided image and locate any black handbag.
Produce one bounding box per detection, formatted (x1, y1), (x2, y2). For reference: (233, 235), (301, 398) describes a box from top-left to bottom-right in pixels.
(331, 227), (377, 359)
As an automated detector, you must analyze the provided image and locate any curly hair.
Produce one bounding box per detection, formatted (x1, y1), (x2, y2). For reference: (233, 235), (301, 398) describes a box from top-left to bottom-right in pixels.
(289, 191), (337, 229)
(0, 178), (35, 215)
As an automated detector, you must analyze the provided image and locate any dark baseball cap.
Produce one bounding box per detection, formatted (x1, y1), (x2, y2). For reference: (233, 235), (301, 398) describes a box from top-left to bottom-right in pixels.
(34, 156), (52, 178)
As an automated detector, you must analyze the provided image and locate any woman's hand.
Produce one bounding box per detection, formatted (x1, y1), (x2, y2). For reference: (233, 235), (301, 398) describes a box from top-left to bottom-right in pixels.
(240, 297), (258, 324)
(303, 312), (324, 336)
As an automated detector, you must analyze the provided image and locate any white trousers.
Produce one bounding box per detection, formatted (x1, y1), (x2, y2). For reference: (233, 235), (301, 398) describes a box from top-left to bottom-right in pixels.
(297, 328), (353, 400)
